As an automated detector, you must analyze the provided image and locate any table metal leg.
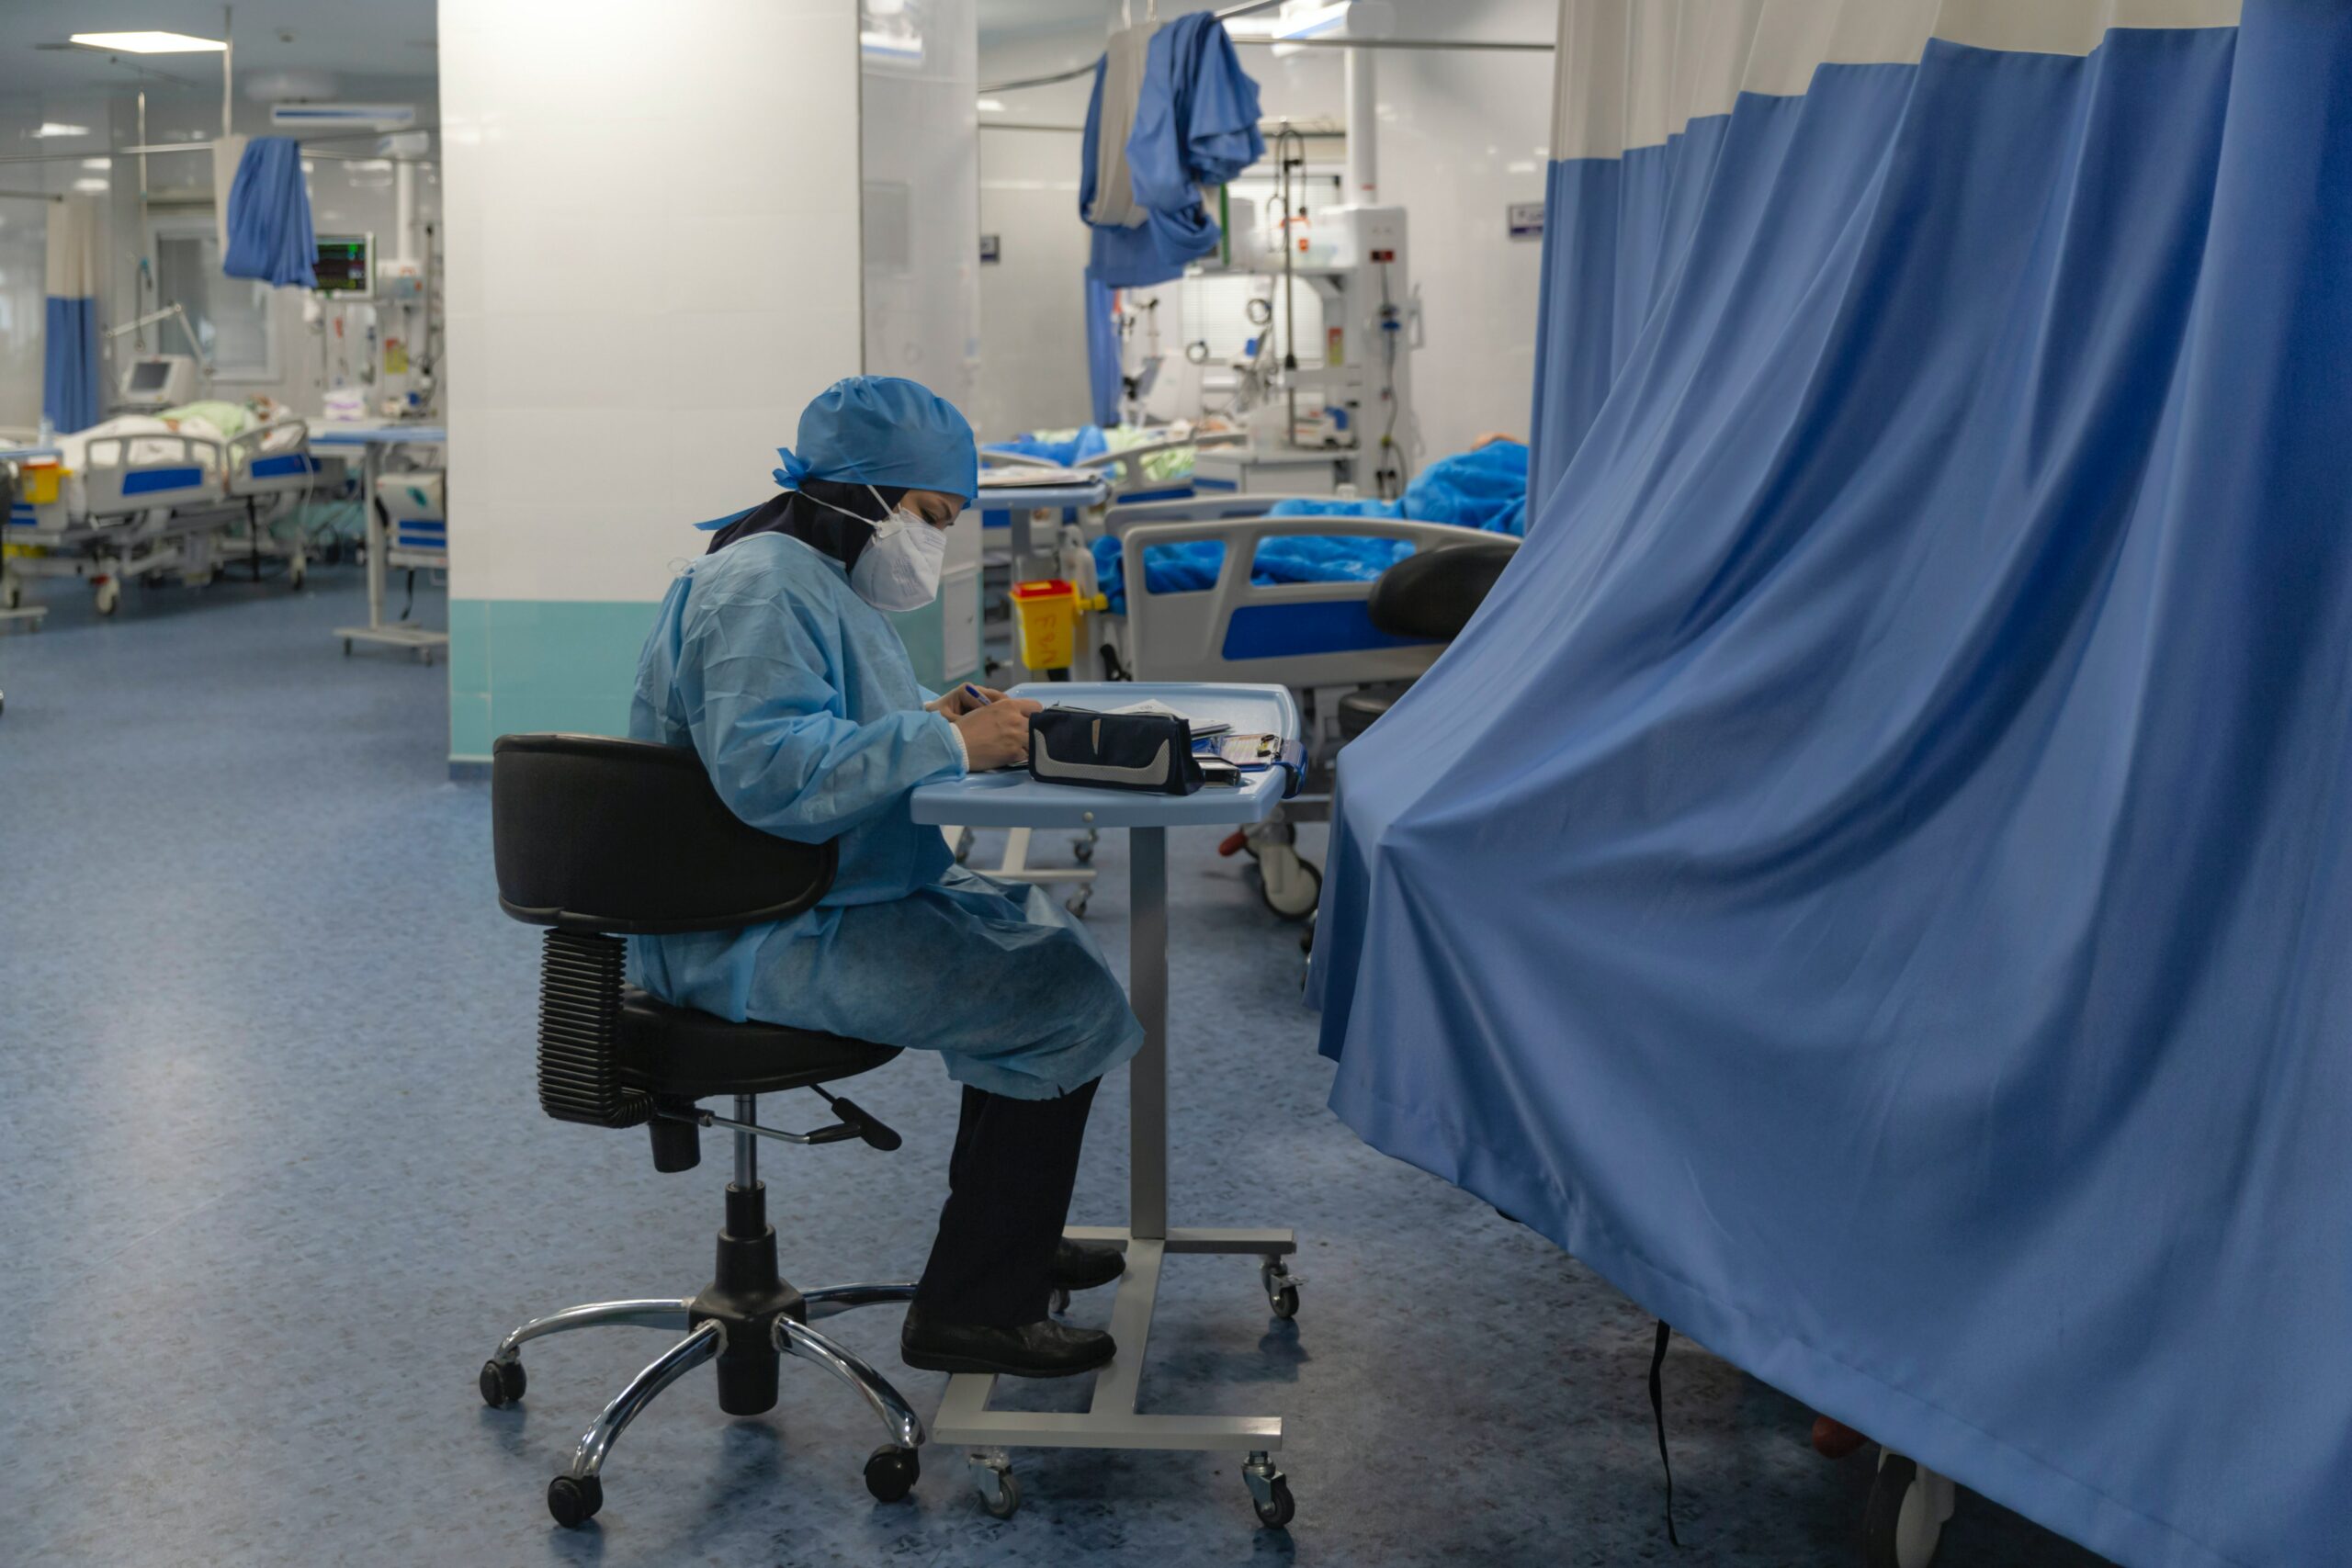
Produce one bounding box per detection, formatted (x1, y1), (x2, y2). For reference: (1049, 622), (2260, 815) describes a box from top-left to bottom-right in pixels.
(1130, 825), (1169, 1241)
(363, 441), (385, 632)
(929, 822), (1292, 1476)
(333, 438), (451, 659)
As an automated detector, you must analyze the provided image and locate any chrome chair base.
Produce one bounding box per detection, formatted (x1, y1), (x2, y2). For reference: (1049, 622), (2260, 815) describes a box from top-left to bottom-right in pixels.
(482, 1278), (923, 1527)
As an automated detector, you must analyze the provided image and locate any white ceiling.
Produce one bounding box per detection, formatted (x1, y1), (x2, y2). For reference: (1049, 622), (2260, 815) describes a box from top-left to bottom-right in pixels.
(0, 0), (436, 99)
(0, 2), (1198, 103)
(978, 0), (1118, 47)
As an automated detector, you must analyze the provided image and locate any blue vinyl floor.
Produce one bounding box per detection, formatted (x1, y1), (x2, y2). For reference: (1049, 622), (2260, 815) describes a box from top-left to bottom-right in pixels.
(0, 571), (2110, 1567)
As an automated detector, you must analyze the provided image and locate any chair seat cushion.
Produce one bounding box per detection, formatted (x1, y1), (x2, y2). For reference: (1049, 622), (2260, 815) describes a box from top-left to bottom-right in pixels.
(1338, 682), (1413, 739)
(616, 987), (901, 1098)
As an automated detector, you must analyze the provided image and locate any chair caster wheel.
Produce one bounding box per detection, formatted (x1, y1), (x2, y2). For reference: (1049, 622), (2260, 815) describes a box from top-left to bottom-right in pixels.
(1065, 892), (1090, 918)
(479, 1357), (526, 1407)
(547, 1472), (602, 1529)
(971, 1454), (1021, 1518)
(1244, 1452), (1294, 1528)
(865, 1444), (919, 1503)
(1072, 839), (1094, 863)
(1050, 1286), (1072, 1314)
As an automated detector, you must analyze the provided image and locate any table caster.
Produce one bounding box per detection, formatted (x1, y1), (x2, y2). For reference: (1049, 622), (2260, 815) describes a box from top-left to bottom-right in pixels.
(970, 1450), (1020, 1518)
(1256, 845), (1321, 920)
(1072, 830), (1096, 863)
(1065, 890), (1090, 919)
(1260, 1258), (1301, 1320)
(1862, 1452), (1951, 1568)
(864, 1444), (919, 1503)
(1243, 1450), (1294, 1529)
(94, 578), (120, 616)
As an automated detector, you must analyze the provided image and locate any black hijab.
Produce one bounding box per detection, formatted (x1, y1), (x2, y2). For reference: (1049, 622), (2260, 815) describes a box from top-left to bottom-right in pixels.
(702, 477), (910, 571)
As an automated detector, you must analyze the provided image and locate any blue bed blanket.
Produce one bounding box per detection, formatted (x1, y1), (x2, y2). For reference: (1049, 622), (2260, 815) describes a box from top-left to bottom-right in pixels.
(1089, 440), (1529, 614)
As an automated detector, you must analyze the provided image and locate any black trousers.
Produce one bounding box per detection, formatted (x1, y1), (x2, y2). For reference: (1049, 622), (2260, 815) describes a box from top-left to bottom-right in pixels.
(912, 1077), (1102, 1327)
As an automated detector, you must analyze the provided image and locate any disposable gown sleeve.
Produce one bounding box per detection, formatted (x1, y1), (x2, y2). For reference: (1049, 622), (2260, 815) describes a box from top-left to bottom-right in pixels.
(678, 592), (966, 840)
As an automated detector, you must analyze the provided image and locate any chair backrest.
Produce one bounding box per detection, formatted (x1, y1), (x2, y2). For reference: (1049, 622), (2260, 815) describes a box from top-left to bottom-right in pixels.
(492, 734), (835, 934)
(1366, 538), (1520, 641)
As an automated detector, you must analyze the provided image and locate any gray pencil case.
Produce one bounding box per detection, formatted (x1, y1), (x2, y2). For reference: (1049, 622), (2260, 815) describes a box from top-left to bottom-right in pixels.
(1027, 707), (1204, 795)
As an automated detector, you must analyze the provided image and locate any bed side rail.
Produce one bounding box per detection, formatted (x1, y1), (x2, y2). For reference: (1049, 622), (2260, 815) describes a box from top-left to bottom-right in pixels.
(80, 433), (225, 518)
(1076, 429), (1249, 494)
(1103, 494), (1365, 534)
(1117, 515), (1517, 689)
(224, 419), (317, 497)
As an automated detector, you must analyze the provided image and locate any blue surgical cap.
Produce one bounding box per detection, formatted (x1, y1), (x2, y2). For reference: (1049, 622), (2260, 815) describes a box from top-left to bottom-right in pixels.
(774, 376), (979, 506)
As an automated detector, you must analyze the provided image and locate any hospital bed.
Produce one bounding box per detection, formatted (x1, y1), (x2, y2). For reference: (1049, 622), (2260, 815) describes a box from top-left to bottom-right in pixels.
(3, 418), (317, 614)
(982, 427), (1247, 502)
(1081, 496), (1520, 916)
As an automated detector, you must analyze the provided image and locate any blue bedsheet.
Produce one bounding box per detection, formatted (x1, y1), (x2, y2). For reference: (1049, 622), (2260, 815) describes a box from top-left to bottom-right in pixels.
(1090, 440), (1531, 614)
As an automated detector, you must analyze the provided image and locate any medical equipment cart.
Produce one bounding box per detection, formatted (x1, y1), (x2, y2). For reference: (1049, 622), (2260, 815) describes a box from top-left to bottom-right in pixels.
(312, 423), (447, 662)
(0, 445), (57, 635)
(909, 682), (1304, 1528)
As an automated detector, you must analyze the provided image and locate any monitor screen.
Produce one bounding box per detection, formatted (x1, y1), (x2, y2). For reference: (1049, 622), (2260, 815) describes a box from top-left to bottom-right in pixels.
(128, 359), (173, 392)
(314, 236), (371, 294)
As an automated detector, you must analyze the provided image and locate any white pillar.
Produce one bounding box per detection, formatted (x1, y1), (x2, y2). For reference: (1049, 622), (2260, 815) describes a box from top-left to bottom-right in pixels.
(393, 160), (415, 266)
(436, 0), (865, 760)
(1345, 41), (1378, 203)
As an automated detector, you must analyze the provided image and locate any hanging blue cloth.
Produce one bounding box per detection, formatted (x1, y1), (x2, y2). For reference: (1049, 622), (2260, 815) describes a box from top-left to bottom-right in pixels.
(221, 138), (317, 288)
(1314, 10), (2352, 1568)
(1126, 14), (1265, 275)
(41, 194), (102, 434)
(1080, 15), (1264, 288)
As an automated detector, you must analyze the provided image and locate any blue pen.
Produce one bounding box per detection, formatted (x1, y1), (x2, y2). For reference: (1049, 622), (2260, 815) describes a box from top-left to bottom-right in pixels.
(961, 683), (995, 707)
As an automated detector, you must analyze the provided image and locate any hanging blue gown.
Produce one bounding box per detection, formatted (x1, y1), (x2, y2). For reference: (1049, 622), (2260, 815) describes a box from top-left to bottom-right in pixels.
(628, 531), (1144, 1100)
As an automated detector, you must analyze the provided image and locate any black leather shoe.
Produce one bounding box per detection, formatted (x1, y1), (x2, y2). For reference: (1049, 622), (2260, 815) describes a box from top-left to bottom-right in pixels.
(1048, 1239), (1126, 1292)
(900, 1305), (1116, 1378)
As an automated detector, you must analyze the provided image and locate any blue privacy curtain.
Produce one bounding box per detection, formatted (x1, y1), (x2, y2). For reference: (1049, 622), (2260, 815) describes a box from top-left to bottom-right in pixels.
(1311, 5), (2351, 1566)
(41, 194), (102, 434)
(1084, 273), (1123, 428)
(221, 137), (317, 288)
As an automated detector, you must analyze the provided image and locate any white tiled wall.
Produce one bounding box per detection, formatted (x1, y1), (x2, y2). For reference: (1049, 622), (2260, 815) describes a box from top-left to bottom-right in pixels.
(438, 0), (865, 604)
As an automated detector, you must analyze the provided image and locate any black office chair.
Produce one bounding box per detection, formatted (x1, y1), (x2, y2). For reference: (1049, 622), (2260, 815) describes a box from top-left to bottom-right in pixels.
(481, 733), (926, 1528)
(1334, 538), (1520, 740)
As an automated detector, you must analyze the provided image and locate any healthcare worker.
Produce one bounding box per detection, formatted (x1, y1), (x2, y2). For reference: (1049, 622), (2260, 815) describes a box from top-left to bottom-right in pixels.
(630, 377), (1143, 1379)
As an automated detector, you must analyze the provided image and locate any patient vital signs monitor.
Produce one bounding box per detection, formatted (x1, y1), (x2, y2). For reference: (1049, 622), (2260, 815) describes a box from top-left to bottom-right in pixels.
(313, 234), (375, 297)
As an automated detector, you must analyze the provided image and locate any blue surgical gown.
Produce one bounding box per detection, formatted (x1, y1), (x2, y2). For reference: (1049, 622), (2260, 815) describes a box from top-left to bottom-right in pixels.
(628, 531), (1145, 1100)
